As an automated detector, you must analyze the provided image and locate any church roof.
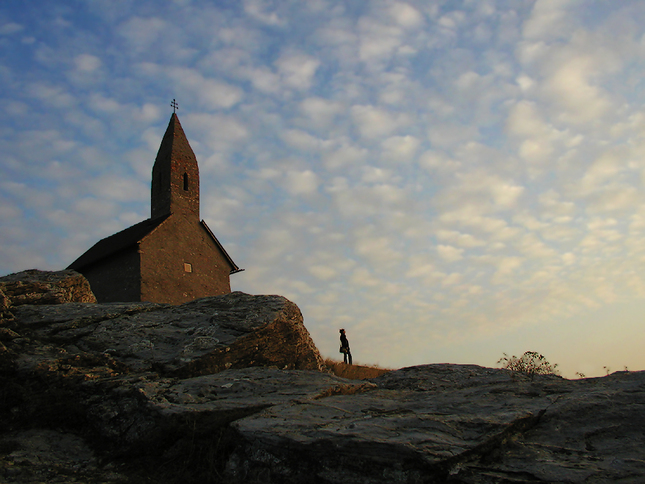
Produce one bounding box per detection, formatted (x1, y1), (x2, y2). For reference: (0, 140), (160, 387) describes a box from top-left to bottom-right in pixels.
(67, 215), (170, 271)
(67, 214), (242, 274)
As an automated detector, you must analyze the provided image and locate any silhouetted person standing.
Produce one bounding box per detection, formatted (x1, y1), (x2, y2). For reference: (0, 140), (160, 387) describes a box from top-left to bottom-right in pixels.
(339, 328), (352, 365)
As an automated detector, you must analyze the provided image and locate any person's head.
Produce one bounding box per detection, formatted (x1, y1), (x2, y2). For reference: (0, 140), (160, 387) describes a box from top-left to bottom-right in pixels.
(339, 328), (345, 334)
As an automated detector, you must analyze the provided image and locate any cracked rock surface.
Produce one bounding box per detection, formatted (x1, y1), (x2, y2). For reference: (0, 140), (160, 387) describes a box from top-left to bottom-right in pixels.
(1, 270), (644, 483)
(226, 365), (645, 483)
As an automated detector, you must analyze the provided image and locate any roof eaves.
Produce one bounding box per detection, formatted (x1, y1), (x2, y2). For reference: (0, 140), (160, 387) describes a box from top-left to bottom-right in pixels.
(199, 220), (243, 274)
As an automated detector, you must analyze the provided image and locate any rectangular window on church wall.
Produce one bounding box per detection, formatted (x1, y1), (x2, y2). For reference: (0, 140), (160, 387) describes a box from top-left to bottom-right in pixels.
(184, 263), (193, 273)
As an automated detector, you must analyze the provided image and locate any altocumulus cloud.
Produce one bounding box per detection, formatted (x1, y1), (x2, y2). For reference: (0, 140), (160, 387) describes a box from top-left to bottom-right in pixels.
(2, 0), (645, 377)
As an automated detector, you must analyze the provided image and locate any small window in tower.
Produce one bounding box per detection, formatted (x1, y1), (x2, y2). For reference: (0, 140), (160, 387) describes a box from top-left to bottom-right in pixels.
(184, 263), (193, 273)
(183, 173), (189, 191)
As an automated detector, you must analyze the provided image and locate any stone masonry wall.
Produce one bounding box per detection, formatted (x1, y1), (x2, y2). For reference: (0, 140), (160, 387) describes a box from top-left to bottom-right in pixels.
(140, 216), (232, 304)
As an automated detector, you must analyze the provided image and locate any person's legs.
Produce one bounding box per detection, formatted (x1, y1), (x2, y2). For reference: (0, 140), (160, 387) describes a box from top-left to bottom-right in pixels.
(344, 352), (348, 364)
(347, 351), (352, 365)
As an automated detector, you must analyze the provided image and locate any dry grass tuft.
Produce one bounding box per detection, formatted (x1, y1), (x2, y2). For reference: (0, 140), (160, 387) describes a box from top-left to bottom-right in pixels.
(324, 358), (391, 380)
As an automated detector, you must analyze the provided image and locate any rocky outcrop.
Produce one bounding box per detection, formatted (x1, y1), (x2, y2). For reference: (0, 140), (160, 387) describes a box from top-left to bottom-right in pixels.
(1, 270), (645, 483)
(8, 292), (324, 376)
(0, 269), (96, 310)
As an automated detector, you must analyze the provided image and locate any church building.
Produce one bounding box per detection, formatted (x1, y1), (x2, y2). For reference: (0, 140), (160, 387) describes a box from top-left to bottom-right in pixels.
(68, 112), (242, 304)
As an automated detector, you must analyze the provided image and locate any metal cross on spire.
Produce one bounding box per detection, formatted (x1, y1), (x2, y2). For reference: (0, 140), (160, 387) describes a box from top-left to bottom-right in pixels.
(171, 99), (179, 113)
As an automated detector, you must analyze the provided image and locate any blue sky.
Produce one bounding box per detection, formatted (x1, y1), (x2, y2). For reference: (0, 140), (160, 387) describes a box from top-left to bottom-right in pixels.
(2, 0), (645, 377)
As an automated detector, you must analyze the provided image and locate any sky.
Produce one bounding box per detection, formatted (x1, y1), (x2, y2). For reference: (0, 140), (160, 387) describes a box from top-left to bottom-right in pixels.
(2, 0), (645, 378)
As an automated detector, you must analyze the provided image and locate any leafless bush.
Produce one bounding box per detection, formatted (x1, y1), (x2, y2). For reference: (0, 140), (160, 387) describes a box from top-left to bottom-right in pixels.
(498, 351), (559, 378)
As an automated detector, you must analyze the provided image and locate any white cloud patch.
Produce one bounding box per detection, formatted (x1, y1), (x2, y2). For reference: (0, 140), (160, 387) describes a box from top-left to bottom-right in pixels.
(351, 105), (408, 139)
(178, 70), (244, 109)
(522, 0), (580, 41)
(388, 2), (424, 29)
(437, 245), (464, 262)
(0, 22), (23, 35)
(357, 18), (404, 63)
(299, 97), (344, 129)
(183, 113), (248, 152)
(576, 147), (629, 195)
(308, 264), (338, 281)
(283, 170), (319, 196)
(25, 83), (76, 109)
(276, 52), (320, 90)
(118, 16), (167, 52)
(492, 256), (524, 284)
(322, 143), (368, 170)
(381, 135), (420, 163)
(243, 0), (285, 26)
(74, 54), (101, 73)
(506, 100), (563, 167)
(281, 129), (323, 152)
(542, 53), (613, 125)
(349, 267), (381, 288)
(436, 230), (485, 248)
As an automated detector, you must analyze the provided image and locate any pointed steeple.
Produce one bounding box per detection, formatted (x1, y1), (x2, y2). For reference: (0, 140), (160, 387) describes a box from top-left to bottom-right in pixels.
(151, 113), (200, 219)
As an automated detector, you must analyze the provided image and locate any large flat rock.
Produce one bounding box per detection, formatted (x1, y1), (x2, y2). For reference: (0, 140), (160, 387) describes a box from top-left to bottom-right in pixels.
(224, 365), (645, 483)
(80, 367), (372, 449)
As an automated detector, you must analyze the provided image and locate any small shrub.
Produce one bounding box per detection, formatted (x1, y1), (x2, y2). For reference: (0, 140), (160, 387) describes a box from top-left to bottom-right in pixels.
(497, 351), (559, 378)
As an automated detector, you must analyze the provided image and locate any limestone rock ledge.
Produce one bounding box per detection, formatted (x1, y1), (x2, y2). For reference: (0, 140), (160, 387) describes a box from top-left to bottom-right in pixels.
(1, 270), (645, 483)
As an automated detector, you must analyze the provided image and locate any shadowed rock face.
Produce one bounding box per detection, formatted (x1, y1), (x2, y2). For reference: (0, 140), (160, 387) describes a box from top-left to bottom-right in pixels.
(8, 291), (324, 375)
(1, 271), (645, 483)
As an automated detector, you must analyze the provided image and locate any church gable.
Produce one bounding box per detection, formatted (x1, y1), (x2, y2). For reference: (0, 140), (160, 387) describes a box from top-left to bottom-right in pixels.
(138, 216), (234, 304)
(199, 220), (241, 274)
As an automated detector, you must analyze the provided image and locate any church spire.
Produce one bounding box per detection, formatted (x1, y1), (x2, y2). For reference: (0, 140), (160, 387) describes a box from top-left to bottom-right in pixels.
(151, 113), (200, 220)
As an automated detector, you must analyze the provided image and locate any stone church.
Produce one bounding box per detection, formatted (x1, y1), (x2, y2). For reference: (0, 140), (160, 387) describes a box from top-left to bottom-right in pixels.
(68, 112), (242, 304)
